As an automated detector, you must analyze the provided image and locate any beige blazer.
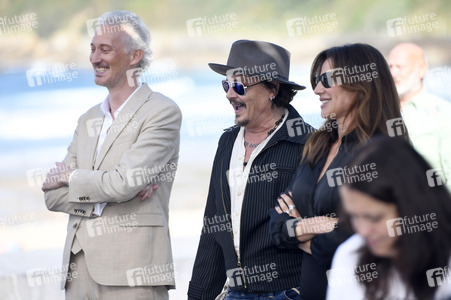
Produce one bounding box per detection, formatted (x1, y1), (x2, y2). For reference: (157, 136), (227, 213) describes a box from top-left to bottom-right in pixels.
(44, 84), (181, 289)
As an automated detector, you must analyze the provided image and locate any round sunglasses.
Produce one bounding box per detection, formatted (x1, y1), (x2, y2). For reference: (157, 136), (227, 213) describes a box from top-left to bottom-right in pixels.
(222, 80), (262, 96)
(314, 72), (334, 89)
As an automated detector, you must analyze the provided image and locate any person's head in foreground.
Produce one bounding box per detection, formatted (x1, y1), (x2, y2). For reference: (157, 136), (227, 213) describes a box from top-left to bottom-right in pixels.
(304, 43), (406, 165)
(90, 10), (152, 91)
(339, 136), (451, 299)
(208, 39), (305, 129)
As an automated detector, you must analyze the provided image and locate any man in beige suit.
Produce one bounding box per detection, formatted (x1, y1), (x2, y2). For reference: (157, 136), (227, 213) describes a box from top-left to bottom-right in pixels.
(41, 10), (181, 300)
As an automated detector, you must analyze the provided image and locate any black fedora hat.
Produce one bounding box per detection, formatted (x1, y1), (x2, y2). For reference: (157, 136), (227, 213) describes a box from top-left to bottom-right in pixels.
(209, 39), (305, 90)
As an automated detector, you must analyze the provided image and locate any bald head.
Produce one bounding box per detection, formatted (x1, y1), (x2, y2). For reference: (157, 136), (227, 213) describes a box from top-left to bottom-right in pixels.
(388, 43), (428, 103)
(390, 43), (426, 65)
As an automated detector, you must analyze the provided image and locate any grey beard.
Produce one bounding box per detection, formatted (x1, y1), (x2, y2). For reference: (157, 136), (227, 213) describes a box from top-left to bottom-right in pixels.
(396, 76), (422, 99)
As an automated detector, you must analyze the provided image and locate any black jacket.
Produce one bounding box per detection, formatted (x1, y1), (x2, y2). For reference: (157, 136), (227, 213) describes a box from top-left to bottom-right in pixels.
(188, 105), (314, 299)
(269, 131), (363, 300)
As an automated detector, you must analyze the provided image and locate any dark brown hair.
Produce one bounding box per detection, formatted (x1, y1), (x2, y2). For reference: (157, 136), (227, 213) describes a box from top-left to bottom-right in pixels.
(303, 43), (408, 166)
(261, 81), (297, 108)
(341, 136), (451, 300)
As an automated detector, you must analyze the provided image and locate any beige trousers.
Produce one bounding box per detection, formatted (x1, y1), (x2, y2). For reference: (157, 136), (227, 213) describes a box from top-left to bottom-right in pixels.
(65, 251), (169, 300)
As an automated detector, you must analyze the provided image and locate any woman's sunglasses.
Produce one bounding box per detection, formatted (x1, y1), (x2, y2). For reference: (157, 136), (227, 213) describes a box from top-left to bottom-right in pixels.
(222, 80), (262, 96)
(314, 72), (334, 89)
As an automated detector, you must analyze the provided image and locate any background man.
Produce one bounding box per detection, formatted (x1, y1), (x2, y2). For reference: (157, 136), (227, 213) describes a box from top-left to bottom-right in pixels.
(188, 40), (314, 300)
(388, 43), (451, 190)
(42, 10), (181, 300)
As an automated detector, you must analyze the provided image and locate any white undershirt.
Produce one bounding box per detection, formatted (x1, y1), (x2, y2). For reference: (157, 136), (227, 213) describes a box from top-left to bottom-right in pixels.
(92, 84), (142, 216)
(228, 109), (288, 254)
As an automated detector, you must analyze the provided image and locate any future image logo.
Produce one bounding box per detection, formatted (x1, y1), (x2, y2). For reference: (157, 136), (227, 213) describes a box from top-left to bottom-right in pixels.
(286, 214), (338, 237)
(127, 168), (148, 187)
(226, 263), (278, 287)
(126, 60), (178, 87)
(286, 117), (314, 137)
(0, 13), (38, 35)
(386, 213), (438, 237)
(326, 168), (344, 187)
(86, 214), (138, 237)
(226, 268), (244, 287)
(286, 13), (338, 37)
(327, 263), (378, 287)
(26, 263), (78, 287)
(86, 117), (104, 137)
(426, 169), (444, 187)
(186, 13), (238, 37)
(86, 15), (138, 37)
(324, 64), (379, 88)
(202, 214), (231, 234)
(126, 263), (175, 287)
(25, 63), (78, 88)
(26, 163), (76, 188)
(386, 13), (438, 37)
(126, 68), (145, 87)
(26, 167), (47, 187)
(226, 67), (245, 84)
(326, 163), (378, 187)
(386, 117), (407, 137)
(126, 163), (178, 187)
(86, 18), (102, 37)
(426, 267), (450, 287)
(386, 218), (404, 237)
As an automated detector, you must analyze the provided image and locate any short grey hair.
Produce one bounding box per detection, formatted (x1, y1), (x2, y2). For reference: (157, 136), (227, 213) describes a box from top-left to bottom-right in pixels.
(98, 10), (153, 70)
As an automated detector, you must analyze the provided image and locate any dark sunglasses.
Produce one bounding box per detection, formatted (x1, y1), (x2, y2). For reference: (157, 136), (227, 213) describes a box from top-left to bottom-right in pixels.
(222, 80), (262, 96)
(314, 72), (334, 89)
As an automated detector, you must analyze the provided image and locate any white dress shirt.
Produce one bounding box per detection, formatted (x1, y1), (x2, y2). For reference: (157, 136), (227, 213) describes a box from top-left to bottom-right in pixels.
(92, 84), (143, 216)
(228, 109), (288, 254)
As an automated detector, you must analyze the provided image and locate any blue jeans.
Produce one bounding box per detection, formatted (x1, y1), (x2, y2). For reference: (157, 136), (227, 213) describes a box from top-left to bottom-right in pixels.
(224, 287), (300, 300)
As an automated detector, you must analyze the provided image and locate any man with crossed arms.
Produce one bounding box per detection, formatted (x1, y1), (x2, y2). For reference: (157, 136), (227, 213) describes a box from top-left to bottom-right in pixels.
(42, 10), (181, 300)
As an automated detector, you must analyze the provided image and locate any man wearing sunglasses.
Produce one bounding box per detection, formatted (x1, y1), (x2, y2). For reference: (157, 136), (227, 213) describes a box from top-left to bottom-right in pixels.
(188, 40), (314, 300)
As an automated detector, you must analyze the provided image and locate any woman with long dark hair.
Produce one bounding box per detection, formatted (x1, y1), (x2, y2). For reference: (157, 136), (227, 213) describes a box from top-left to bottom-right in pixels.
(269, 43), (409, 299)
(327, 136), (451, 300)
